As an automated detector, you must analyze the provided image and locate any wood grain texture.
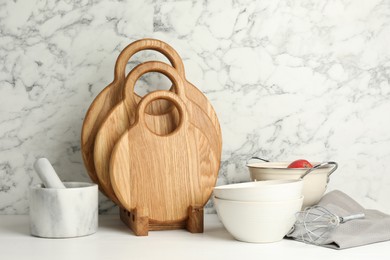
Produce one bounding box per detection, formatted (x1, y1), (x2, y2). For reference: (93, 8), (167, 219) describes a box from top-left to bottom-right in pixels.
(119, 205), (204, 236)
(120, 208), (149, 236)
(186, 205), (204, 233)
(81, 38), (185, 187)
(94, 61), (221, 205)
(110, 90), (217, 224)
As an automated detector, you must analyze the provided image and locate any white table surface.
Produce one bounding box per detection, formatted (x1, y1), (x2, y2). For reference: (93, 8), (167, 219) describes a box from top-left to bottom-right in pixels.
(1, 214), (389, 260)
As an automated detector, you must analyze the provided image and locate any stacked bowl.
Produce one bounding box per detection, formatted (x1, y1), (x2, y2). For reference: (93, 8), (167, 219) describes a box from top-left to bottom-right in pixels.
(213, 180), (304, 243)
(247, 161), (338, 208)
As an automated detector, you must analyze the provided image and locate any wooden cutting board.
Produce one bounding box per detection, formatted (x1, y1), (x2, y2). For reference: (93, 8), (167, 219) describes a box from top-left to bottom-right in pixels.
(110, 90), (218, 224)
(94, 61), (221, 205)
(81, 38), (187, 187)
(81, 39), (222, 195)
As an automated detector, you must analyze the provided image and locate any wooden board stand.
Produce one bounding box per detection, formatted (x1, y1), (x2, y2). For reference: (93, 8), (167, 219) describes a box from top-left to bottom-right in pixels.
(81, 40), (221, 238)
(119, 205), (204, 236)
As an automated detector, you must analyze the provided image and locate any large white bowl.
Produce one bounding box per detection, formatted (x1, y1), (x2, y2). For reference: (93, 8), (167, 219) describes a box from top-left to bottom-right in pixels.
(247, 161), (337, 208)
(214, 196), (303, 243)
(213, 179), (303, 202)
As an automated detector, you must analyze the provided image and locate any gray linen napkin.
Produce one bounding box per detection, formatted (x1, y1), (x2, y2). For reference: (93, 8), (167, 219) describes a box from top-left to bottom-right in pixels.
(287, 190), (390, 249)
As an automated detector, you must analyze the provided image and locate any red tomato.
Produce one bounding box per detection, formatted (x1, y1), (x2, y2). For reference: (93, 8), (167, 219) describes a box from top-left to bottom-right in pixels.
(287, 159), (313, 168)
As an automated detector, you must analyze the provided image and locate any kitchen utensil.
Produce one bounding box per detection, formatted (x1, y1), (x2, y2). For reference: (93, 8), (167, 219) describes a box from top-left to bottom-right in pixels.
(247, 161), (338, 207)
(81, 38), (222, 188)
(94, 61), (221, 205)
(29, 182), (98, 238)
(214, 196), (304, 243)
(33, 158), (66, 189)
(110, 90), (217, 235)
(292, 205), (365, 245)
(213, 179), (303, 202)
(288, 190), (390, 249)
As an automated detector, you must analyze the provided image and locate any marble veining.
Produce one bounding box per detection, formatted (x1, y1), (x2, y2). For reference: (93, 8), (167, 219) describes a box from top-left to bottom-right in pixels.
(1, 0), (390, 214)
(29, 182), (98, 238)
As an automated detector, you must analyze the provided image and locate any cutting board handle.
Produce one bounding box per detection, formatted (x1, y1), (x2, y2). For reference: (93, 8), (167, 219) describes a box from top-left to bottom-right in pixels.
(135, 90), (187, 135)
(114, 38), (185, 82)
(123, 60), (186, 101)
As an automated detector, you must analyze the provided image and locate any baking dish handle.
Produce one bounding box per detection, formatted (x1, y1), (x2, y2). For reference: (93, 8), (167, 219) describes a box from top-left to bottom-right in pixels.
(300, 161), (338, 183)
(246, 156), (270, 165)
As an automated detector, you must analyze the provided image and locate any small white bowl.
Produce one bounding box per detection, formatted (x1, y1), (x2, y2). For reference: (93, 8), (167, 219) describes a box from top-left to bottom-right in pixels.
(247, 161), (337, 208)
(213, 179), (303, 202)
(214, 196), (303, 243)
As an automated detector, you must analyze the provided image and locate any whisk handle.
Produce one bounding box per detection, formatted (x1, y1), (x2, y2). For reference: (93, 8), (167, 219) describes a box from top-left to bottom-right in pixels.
(340, 213), (365, 223)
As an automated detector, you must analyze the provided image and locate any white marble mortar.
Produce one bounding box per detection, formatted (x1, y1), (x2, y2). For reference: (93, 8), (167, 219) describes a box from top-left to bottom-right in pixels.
(29, 182), (98, 238)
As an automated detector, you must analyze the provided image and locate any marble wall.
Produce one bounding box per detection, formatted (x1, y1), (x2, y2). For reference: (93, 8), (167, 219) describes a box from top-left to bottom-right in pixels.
(1, 0), (390, 214)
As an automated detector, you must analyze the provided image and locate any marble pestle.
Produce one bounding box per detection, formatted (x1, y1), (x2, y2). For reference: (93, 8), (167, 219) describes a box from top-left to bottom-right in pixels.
(33, 158), (66, 189)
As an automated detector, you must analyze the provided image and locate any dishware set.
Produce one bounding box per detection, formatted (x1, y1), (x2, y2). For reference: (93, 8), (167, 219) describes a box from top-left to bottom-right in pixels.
(213, 159), (339, 243)
(81, 38), (222, 236)
(214, 180), (304, 243)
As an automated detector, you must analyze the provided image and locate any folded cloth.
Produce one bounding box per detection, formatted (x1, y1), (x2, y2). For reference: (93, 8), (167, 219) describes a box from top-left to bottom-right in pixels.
(287, 190), (390, 249)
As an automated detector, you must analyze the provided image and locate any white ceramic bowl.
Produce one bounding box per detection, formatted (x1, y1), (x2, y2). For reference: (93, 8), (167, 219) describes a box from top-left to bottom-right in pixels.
(247, 161), (337, 208)
(213, 179), (303, 202)
(214, 196), (303, 243)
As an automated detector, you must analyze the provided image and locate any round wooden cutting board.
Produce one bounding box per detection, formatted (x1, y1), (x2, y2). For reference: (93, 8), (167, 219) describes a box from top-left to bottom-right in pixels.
(94, 61), (221, 205)
(81, 39), (222, 198)
(81, 38), (187, 186)
(110, 90), (218, 222)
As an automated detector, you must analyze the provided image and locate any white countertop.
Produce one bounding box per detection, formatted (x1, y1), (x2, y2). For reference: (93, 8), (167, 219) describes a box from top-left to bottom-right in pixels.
(1, 214), (389, 260)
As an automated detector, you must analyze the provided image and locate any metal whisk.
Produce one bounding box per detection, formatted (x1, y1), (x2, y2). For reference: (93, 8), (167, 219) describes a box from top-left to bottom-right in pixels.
(291, 205), (365, 245)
